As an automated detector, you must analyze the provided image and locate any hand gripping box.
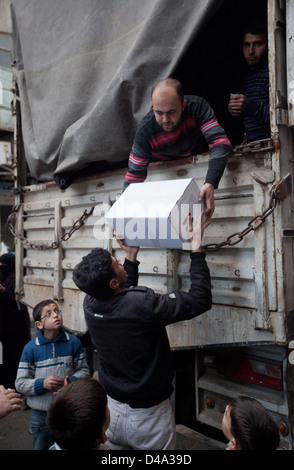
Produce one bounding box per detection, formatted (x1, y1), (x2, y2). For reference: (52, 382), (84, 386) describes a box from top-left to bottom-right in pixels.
(105, 178), (203, 249)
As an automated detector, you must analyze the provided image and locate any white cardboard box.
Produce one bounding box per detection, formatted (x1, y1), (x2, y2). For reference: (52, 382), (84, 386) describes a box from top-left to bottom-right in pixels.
(105, 178), (203, 249)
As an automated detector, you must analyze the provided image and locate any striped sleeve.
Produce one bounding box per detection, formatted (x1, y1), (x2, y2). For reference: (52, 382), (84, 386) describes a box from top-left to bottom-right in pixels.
(197, 98), (232, 188)
(15, 341), (42, 396)
(124, 129), (152, 186)
(124, 152), (149, 185)
(242, 65), (270, 141)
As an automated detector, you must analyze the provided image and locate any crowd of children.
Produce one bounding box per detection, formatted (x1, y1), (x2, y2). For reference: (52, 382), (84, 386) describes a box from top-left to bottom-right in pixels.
(0, 296), (280, 450)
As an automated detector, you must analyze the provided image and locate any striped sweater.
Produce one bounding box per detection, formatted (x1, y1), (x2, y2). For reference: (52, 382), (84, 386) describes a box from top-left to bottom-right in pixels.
(15, 327), (89, 411)
(124, 95), (232, 189)
(242, 63), (270, 142)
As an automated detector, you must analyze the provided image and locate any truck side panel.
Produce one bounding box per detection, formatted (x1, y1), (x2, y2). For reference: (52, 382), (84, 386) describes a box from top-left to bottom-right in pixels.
(14, 149), (286, 348)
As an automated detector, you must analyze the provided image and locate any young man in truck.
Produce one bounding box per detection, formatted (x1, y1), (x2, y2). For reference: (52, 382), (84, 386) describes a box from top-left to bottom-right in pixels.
(228, 20), (270, 142)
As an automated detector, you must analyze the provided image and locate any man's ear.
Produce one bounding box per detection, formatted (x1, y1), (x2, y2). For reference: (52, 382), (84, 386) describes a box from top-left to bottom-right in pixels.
(109, 278), (119, 290)
(229, 437), (239, 450)
(35, 321), (43, 331)
(100, 427), (108, 444)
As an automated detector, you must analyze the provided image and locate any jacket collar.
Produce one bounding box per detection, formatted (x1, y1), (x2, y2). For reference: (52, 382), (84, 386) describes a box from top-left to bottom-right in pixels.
(35, 326), (69, 345)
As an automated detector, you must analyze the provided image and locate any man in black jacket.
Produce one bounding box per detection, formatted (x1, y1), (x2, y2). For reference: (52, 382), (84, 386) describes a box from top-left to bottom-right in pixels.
(73, 220), (211, 450)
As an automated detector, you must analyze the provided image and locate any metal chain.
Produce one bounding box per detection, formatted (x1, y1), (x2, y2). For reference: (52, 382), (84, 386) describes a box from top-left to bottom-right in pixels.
(7, 206), (95, 250)
(6, 177), (285, 252)
(202, 187), (277, 252)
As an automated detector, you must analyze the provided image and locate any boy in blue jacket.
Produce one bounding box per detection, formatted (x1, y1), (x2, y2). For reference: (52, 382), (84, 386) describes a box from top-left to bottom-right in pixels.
(15, 299), (89, 450)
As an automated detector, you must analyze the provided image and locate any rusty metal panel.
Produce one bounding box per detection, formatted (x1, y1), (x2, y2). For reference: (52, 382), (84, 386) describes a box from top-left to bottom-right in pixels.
(0, 68), (13, 132)
(14, 149), (286, 345)
(286, 0), (294, 126)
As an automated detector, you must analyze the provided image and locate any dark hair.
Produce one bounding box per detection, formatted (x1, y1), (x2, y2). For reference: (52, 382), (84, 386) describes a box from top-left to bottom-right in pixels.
(230, 396), (279, 450)
(151, 78), (184, 102)
(243, 19), (267, 37)
(33, 299), (57, 322)
(0, 252), (15, 267)
(73, 248), (114, 299)
(47, 377), (107, 450)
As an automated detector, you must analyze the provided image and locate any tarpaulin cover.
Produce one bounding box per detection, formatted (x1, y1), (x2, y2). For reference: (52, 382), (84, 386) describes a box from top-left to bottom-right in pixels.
(11, 0), (223, 184)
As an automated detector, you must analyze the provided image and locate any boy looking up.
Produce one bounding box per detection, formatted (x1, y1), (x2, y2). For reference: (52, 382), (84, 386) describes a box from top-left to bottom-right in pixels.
(15, 299), (89, 450)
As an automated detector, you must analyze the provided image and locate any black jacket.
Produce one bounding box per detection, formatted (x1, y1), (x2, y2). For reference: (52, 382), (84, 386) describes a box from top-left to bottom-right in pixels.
(83, 252), (211, 408)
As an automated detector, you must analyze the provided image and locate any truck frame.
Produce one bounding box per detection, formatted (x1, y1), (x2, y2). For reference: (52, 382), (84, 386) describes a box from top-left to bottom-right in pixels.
(8, 0), (294, 449)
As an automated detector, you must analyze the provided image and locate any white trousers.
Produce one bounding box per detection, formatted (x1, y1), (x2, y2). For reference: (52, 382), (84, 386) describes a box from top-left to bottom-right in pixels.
(106, 395), (176, 450)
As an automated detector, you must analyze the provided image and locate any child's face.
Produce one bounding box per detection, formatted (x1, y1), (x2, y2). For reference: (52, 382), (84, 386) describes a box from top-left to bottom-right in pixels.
(36, 302), (63, 335)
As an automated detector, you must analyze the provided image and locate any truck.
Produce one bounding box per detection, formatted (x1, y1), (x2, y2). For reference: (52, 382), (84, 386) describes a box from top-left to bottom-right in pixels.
(7, 0), (294, 450)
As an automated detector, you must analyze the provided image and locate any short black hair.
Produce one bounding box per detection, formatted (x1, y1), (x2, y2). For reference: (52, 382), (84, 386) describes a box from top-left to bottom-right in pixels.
(47, 377), (107, 450)
(73, 248), (114, 299)
(33, 299), (58, 322)
(243, 19), (267, 37)
(230, 396), (279, 450)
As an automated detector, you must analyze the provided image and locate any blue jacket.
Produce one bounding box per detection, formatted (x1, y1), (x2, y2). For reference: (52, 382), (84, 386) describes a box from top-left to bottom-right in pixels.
(15, 327), (89, 411)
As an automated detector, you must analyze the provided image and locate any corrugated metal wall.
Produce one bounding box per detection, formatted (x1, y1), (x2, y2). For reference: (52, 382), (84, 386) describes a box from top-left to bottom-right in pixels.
(14, 149), (286, 347)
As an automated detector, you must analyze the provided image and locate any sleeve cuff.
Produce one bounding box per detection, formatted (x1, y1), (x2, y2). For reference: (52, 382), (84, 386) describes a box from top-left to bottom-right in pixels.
(34, 378), (45, 395)
(124, 258), (140, 267)
(190, 252), (206, 260)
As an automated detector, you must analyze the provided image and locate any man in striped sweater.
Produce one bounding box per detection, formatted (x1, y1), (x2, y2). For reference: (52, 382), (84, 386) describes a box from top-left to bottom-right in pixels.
(124, 78), (232, 218)
(228, 20), (270, 143)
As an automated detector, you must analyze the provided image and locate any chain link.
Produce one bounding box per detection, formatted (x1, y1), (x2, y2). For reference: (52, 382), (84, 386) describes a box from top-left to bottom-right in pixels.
(7, 206), (95, 250)
(6, 179), (284, 252)
(202, 189), (277, 252)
